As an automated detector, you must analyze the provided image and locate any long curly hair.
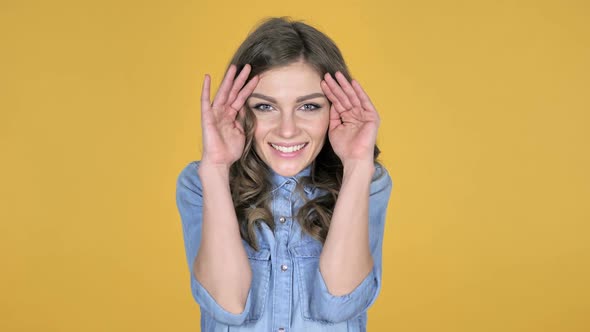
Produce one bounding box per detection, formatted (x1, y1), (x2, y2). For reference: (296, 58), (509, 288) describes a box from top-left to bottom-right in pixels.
(226, 17), (380, 250)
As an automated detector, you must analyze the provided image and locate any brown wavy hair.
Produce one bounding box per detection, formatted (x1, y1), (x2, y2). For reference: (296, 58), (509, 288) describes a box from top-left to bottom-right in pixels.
(226, 17), (380, 250)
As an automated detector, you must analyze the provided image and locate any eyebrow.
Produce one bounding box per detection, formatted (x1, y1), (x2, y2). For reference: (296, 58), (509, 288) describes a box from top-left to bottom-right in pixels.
(249, 92), (326, 103)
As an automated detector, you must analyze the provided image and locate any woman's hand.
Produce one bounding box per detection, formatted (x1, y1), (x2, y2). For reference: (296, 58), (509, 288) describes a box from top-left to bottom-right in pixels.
(200, 64), (259, 170)
(320, 72), (380, 168)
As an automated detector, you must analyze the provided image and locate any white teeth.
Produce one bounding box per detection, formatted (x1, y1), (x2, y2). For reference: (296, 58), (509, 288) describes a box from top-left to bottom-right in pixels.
(271, 143), (306, 153)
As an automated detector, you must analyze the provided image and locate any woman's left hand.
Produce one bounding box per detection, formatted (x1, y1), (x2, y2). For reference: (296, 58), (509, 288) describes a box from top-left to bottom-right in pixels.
(321, 72), (380, 167)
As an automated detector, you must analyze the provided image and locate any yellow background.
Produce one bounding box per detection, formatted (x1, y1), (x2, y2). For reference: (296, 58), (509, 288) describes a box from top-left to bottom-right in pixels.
(1, 0), (588, 331)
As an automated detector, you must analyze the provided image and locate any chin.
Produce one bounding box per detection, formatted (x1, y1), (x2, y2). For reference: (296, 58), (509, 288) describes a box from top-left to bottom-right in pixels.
(269, 164), (305, 177)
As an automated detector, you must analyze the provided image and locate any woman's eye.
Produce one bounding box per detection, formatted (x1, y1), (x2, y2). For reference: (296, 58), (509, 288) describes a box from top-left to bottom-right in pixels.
(301, 103), (321, 111)
(252, 104), (273, 112)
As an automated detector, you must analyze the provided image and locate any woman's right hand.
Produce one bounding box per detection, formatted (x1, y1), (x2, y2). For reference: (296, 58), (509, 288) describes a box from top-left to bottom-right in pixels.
(200, 64), (259, 170)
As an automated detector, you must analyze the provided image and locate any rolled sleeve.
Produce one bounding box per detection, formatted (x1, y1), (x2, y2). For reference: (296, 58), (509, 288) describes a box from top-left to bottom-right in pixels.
(190, 261), (253, 325)
(310, 263), (379, 323)
(175, 160), (251, 326)
(309, 163), (393, 323)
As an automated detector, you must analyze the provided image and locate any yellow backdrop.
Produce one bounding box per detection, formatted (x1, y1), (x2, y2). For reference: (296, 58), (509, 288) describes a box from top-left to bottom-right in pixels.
(1, 0), (588, 331)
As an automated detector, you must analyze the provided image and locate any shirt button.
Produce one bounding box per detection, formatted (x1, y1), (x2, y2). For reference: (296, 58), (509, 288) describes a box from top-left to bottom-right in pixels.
(281, 264), (288, 272)
(279, 216), (286, 223)
(278, 328), (285, 332)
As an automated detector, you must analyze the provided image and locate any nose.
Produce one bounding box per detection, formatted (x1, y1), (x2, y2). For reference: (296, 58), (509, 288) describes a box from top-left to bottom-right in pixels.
(277, 112), (299, 138)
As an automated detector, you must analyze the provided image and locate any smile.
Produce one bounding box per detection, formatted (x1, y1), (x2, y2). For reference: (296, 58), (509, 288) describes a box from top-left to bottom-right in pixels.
(270, 143), (307, 153)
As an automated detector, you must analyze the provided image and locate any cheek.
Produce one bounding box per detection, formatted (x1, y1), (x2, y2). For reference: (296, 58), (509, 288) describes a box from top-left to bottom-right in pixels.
(305, 115), (330, 139)
(252, 121), (271, 148)
(252, 129), (263, 150)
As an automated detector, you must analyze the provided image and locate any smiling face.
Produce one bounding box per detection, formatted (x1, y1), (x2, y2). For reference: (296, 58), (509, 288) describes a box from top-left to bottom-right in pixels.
(246, 60), (330, 177)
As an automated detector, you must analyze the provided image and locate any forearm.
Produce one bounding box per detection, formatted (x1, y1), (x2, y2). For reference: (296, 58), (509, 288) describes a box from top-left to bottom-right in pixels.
(194, 163), (252, 314)
(319, 160), (375, 296)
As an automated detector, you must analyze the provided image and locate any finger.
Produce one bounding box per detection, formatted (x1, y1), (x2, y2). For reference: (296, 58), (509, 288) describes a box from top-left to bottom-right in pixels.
(320, 80), (347, 114)
(212, 64), (237, 107)
(236, 105), (246, 124)
(351, 79), (377, 113)
(324, 72), (353, 110)
(328, 104), (342, 131)
(235, 106), (246, 133)
(233, 113), (246, 135)
(230, 75), (260, 111)
(227, 64), (252, 104)
(334, 72), (362, 109)
(335, 72), (364, 120)
(201, 74), (211, 117)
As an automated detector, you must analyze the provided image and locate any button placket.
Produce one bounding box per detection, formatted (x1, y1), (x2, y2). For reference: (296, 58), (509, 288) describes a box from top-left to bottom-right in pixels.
(272, 182), (293, 331)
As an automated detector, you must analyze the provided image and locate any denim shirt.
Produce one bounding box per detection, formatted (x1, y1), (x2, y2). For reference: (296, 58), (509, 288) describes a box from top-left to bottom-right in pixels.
(176, 160), (393, 332)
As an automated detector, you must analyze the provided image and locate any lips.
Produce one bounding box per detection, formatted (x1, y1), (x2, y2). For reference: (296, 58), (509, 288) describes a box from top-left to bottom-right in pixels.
(269, 143), (307, 153)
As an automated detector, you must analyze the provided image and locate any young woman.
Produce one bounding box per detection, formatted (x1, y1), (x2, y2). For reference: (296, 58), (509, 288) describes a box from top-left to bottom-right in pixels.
(176, 17), (393, 331)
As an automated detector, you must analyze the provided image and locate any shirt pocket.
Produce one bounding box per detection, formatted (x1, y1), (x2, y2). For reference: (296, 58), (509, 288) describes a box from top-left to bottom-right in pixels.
(243, 245), (272, 323)
(291, 241), (336, 325)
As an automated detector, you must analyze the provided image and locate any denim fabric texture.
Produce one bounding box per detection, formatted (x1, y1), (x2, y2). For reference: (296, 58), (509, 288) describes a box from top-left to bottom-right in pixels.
(176, 160), (393, 331)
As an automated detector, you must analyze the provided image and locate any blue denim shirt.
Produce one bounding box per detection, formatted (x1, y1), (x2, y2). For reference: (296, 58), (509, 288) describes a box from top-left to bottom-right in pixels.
(176, 160), (393, 332)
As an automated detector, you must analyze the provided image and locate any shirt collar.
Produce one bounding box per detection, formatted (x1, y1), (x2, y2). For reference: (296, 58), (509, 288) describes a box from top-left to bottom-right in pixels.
(269, 165), (314, 195)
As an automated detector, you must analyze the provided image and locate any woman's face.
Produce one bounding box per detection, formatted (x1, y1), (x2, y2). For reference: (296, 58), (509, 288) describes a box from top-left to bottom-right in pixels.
(246, 60), (330, 177)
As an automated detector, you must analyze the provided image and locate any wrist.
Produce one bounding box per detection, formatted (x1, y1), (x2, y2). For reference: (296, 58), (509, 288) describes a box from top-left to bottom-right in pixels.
(342, 159), (375, 179)
(198, 161), (231, 179)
